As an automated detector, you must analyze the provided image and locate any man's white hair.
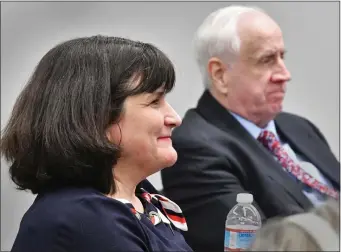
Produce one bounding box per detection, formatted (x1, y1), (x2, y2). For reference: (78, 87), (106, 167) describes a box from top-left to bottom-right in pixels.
(193, 5), (265, 88)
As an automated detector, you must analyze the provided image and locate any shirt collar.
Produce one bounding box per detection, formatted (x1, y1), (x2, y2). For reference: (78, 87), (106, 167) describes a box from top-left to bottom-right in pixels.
(230, 112), (280, 140)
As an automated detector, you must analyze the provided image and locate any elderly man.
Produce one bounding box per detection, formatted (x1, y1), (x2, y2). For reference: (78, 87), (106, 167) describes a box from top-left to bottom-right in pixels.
(161, 5), (340, 252)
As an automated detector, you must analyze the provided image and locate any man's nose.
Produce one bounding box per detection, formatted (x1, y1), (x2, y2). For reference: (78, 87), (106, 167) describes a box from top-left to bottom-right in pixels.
(271, 60), (291, 83)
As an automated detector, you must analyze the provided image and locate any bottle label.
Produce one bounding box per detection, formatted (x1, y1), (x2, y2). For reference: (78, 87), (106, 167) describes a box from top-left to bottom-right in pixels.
(224, 227), (257, 251)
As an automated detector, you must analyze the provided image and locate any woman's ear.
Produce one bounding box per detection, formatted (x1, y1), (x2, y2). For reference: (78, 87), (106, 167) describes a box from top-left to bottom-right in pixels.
(106, 123), (121, 144)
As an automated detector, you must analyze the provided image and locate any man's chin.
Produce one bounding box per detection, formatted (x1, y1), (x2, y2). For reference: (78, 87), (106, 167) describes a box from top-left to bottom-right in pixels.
(260, 104), (282, 125)
(270, 103), (283, 114)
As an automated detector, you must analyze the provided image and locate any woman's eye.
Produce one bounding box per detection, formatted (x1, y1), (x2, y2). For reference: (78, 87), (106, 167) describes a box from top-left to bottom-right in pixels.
(150, 99), (161, 106)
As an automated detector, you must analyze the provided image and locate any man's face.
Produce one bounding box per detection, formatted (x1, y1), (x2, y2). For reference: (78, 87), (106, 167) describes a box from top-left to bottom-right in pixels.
(225, 13), (291, 127)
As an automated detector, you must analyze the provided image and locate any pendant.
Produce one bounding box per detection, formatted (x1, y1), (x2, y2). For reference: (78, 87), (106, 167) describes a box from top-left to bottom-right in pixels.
(148, 210), (161, 226)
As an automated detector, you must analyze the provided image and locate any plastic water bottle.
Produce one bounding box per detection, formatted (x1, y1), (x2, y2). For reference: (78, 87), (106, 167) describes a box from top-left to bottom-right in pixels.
(224, 193), (261, 251)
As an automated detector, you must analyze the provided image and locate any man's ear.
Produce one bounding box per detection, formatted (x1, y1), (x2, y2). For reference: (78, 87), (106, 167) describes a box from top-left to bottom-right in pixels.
(207, 57), (229, 95)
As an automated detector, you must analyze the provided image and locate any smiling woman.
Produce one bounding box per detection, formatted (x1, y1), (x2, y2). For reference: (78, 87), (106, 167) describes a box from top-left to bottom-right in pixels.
(109, 85), (181, 180)
(1, 35), (191, 252)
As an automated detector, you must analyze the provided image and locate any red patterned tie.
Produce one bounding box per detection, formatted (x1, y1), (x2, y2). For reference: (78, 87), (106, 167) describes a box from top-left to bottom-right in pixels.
(258, 130), (339, 200)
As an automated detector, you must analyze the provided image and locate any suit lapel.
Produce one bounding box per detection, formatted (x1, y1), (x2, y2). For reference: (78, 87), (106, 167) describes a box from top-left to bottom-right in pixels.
(196, 91), (313, 209)
(275, 116), (340, 188)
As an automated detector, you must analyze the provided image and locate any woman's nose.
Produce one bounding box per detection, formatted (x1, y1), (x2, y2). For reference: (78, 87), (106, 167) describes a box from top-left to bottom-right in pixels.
(165, 103), (182, 128)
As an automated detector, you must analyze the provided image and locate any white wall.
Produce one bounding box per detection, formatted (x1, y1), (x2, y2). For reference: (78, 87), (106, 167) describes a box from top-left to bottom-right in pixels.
(1, 2), (339, 250)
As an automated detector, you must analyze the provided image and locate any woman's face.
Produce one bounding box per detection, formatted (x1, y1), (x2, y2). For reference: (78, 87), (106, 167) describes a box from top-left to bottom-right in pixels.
(107, 87), (182, 176)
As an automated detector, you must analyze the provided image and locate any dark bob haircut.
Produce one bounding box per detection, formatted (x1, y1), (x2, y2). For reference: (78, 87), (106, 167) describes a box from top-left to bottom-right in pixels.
(1, 35), (175, 194)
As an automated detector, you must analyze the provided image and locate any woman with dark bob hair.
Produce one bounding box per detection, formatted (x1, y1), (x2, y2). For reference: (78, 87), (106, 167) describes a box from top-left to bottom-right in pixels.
(2, 35), (192, 252)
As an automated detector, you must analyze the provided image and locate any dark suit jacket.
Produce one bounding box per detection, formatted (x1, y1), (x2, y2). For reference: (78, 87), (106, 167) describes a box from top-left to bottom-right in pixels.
(161, 90), (340, 252)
